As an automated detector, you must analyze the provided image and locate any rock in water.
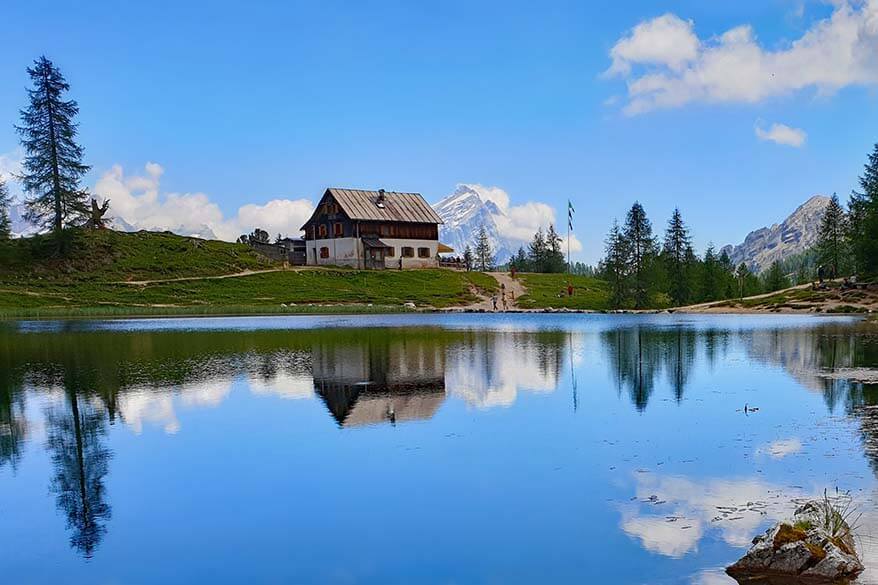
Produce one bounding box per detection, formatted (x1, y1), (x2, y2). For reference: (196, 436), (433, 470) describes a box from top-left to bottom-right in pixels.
(726, 500), (863, 583)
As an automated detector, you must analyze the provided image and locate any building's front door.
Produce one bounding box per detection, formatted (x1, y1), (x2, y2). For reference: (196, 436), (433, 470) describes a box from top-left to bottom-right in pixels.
(366, 248), (385, 269)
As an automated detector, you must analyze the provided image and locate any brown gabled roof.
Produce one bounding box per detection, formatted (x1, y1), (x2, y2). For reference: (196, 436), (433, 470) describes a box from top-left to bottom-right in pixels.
(303, 188), (443, 228)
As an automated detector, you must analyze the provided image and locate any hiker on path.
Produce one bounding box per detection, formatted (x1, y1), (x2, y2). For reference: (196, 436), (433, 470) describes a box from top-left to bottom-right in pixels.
(491, 295), (498, 311)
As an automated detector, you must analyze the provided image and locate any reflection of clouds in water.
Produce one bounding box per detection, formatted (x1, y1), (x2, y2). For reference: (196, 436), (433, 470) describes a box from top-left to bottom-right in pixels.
(179, 379), (232, 407)
(620, 512), (703, 557)
(756, 438), (803, 460)
(248, 371), (314, 400)
(621, 473), (811, 558)
(690, 569), (736, 585)
(117, 379), (233, 435)
(444, 332), (575, 408)
(117, 390), (179, 434)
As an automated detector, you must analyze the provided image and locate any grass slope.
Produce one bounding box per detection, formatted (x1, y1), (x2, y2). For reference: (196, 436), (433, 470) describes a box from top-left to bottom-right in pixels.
(0, 229), (274, 282)
(0, 230), (498, 317)
(516, 273), (610, 310)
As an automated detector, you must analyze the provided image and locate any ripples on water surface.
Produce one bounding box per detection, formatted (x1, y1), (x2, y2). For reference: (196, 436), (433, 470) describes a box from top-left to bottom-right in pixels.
(1, 314), (877, 584)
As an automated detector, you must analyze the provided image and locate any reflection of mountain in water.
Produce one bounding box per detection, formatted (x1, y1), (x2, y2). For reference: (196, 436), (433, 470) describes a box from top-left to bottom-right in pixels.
(312, 337), (446, 427)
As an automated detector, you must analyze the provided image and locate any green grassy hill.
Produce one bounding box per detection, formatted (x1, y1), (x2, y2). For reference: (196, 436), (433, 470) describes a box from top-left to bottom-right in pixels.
(0, 229), (498, 317)
(516, 273), (610, 310)
(0, 229), (274, 283)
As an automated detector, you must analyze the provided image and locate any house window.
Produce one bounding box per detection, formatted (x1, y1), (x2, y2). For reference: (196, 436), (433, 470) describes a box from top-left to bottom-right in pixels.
(386, 247), (395, 257)
(333, 222), (343, 237)
(318, 225), (327, 238)
(319, 246), (329, 259)
(401, 247), (414, 258)
(418, 247), (430, 258)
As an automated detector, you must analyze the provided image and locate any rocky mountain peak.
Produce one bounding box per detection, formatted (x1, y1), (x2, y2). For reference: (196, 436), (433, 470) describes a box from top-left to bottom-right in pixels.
(720, 195), (830, 273)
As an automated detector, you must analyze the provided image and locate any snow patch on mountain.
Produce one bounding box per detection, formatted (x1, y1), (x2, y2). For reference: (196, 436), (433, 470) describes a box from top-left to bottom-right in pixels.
(434, 184), (571, 264)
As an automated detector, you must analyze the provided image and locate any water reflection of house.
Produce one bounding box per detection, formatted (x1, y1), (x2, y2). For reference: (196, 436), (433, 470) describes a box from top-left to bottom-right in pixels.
(312, 339), (446, 427)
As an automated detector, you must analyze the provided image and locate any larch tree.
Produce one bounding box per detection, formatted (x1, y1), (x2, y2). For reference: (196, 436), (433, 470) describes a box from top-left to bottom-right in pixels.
(816, 193), (847, 278)
(662, 208), (692, 306)
(474, 225), (494, 271)
(16, 56), (90, 234)
(623, 202), (657, 309)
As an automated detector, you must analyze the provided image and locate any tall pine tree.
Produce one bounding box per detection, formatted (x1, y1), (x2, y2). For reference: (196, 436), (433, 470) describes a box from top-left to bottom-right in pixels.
(528, 228), (546, 272)
(662, 208), (692, 306)
(848, 144), (878, 276)
(0, 178), (11, 239)
(623, 202), (657, 309)
(816, 193), (847, 278)
(701, 244), (720, 302)
(16, 56), (90, 234)
(474, 225), (494, 271)
(603, 220), (630, 309)
(544, 224), (566, 273)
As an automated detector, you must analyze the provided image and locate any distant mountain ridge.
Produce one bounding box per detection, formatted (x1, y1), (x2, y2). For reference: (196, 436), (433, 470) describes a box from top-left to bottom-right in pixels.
(720, 195), (830, 273)
(434, 185), (517, 262)
(10, 201), (219, 240)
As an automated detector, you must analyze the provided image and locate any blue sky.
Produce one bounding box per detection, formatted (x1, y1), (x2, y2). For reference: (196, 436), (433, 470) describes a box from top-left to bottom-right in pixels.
(2, 0), (878, 263)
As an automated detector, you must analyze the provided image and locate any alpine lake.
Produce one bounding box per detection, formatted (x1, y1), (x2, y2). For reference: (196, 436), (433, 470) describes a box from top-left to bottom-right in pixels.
(1, 313), (877, 584)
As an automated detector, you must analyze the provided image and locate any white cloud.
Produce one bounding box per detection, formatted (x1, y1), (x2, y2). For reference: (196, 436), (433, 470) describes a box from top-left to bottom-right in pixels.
(0, 149), (24, 200)
(94, 162), (315, 241)
(755, 122), (807, 147)
(606, 1), (878, 114)
(607, 13), (700, 76)
(457, 183), (583, 253)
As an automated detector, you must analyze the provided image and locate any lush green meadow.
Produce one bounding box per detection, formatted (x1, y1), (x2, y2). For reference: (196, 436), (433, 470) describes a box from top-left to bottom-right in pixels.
(516, 273), (610, 311)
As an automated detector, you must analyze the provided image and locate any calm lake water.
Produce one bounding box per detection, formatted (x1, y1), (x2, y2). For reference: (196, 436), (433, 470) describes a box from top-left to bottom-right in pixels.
(2, 314), (878, 584)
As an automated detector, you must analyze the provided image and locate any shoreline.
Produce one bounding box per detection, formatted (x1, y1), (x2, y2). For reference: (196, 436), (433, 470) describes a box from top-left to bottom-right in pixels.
(0, 303), (871, 321)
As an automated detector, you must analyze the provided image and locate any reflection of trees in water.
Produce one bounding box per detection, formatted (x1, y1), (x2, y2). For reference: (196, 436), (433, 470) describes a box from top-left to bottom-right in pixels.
(601, 327), (698, 411)
(0, 382), (27, 472)
(43, 381), (112, 558)
(741, 323), (877, 413)
(742, 323), (878, 476)
(0, 336), (27, 471)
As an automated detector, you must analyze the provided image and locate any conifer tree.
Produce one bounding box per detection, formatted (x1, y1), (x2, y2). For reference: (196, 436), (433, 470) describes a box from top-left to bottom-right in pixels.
(463, 245), (474, 271)
(847, 144), (878, 275)
(763, 260), (789, 292)
(511, 246), (528, 272)
(528, 228), (546, 272)
(544, 224), (566, 273)
(817, 193), (847, 278)
(474, 225), (494, 271)
(623, 202), (657, 309)
(0, 178), (11, 239)
(662, 208), (692, 306)
(603, 220), (630, 308)
(701, 244), (720, 302)
(16, 57), (90, 234)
